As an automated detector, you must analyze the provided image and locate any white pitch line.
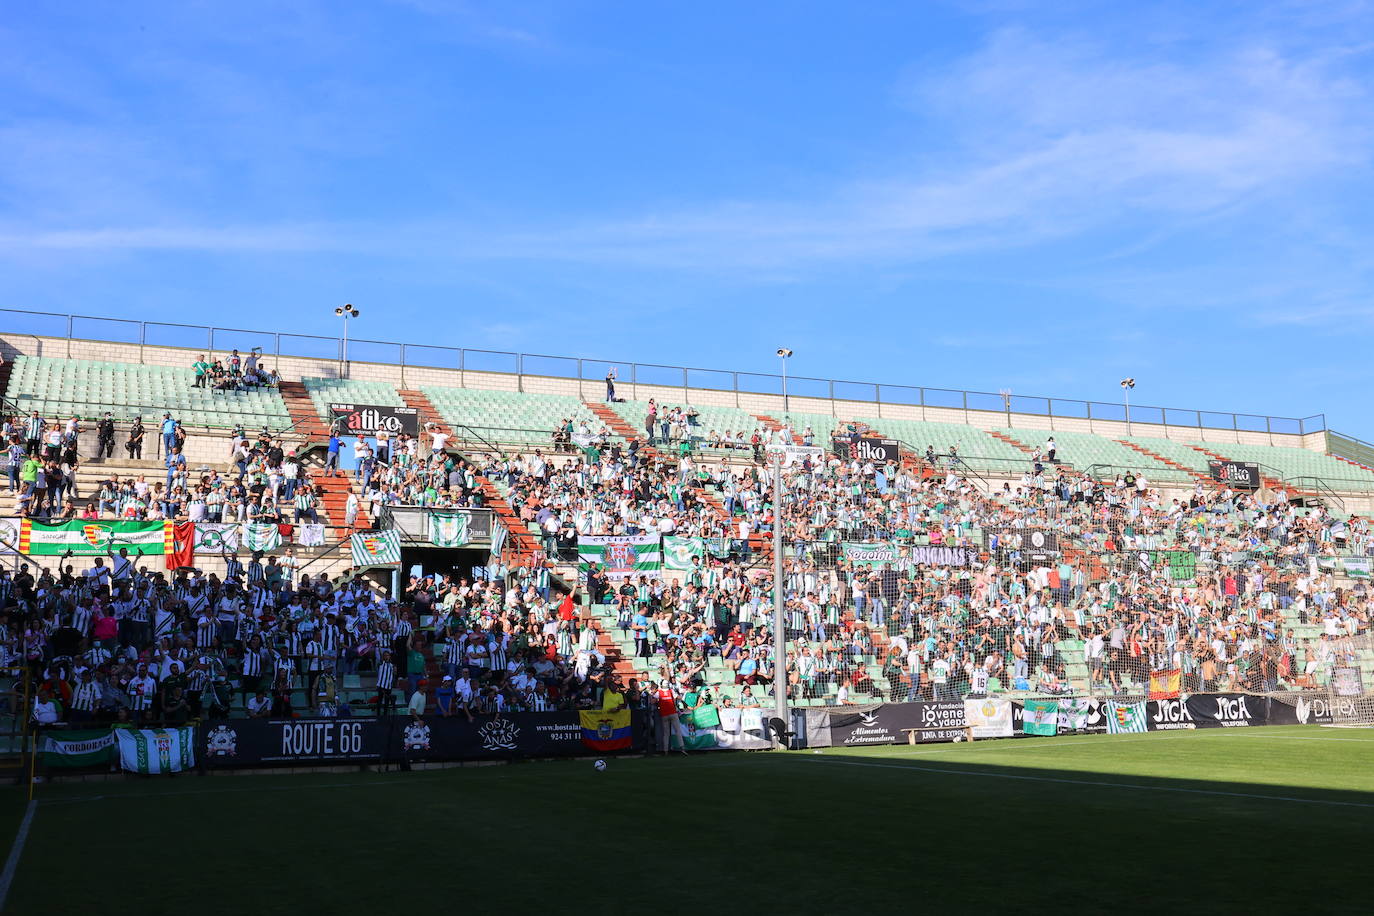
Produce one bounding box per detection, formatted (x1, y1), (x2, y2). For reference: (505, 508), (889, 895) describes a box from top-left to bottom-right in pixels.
(788, 756), (1374, 809)
(1184, 733), (1374, 743)
(0, 800), (36, 912)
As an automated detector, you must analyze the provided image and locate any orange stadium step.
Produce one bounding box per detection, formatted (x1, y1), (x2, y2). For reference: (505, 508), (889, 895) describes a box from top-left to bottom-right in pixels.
(277, 379), (329, 442)
(1116, 440), (1208, 482)
(752, 413), (801, 444)
(396, 389), (449, 435)
(988, 430), (1034, 454)
(584, 401), (653, 454)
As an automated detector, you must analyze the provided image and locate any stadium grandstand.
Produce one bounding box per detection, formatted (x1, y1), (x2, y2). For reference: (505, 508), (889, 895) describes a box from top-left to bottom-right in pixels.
(2, 307), (1372, 741)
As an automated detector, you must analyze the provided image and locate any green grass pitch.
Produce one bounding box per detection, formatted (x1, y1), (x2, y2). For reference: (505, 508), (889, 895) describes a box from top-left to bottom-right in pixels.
(4, 725), (1372, 915)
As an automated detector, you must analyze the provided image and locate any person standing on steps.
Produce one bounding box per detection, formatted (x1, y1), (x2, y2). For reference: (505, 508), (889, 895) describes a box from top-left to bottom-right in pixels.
(126, 417), (144, 459)
(96, 412), (115, 461)
(605, 366), (618, 402)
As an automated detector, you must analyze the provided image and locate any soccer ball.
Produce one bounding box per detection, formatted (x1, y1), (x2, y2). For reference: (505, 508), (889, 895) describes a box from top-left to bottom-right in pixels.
(593, 759), (607, 772)
(952, 736), (964, 743)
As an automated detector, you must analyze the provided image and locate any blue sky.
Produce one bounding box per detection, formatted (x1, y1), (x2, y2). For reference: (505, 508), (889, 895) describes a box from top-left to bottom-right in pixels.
(3, 1), (1373, 432)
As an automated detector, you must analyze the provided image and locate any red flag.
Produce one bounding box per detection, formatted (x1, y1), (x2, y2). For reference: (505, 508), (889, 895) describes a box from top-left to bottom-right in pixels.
(1148, 668), (1182, 700)
(167, 522), (196, 570)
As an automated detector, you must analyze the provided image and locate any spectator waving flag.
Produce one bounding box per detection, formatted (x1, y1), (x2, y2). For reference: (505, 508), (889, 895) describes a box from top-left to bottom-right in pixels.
(351, 529), (401, 566)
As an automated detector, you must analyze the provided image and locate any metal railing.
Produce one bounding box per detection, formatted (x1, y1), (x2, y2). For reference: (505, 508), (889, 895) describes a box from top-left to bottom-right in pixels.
(0, 306), (1326, 437)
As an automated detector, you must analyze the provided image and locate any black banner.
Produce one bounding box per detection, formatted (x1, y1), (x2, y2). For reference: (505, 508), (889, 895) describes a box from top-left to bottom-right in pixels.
(1147, 697), (1199, 730)
(1185, 692), (1265, 727)
(204, 718), (388, 765)
(985, 528), (1061, 559)
(832, 436), (900, 464)
(1208, 460), (1260, 489)
(202, 712), (644, 768)
(1265, 695), (1358, 726)
(329, 403), (420, 437)
(829, 702), (967, 746)
(399, 712), (588, 763)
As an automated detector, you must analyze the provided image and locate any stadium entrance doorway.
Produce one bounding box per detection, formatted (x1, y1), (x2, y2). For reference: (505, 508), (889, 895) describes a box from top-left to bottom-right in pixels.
(401, 546), (490, 587)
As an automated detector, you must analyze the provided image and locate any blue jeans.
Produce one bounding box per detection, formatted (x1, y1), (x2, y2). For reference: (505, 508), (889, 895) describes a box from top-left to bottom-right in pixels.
(163, 432), (176, 455)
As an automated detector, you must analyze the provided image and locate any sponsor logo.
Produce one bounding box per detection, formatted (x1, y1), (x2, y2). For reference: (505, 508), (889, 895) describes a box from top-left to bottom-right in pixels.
(921, 704), (967, 728)
(279, 721), (366, 757)
(1212, 696), (1254, 727)
(206, 725), (238, 757)
(403, 722), (431, 751)
(1294, 696), (1355, 724)
(1152, 698), (1196, 730)
(479, 717), (520, 751)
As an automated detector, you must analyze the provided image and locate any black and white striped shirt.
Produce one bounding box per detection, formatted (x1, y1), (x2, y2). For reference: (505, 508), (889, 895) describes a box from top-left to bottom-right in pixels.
(241, 648), (265, 677)
(375, 660), (396, 690)
(71, 680), (100, 712)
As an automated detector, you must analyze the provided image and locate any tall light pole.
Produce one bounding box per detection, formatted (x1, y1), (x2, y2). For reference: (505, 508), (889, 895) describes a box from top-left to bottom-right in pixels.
(776, 348), (793, 421)
(771, 447), (788, 744)
(335, 304), (360, 379)
(1120, 378), (1136, 436)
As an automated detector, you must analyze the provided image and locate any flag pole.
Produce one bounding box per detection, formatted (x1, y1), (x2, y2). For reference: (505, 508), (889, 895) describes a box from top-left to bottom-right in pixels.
(771, 448), (788, 746)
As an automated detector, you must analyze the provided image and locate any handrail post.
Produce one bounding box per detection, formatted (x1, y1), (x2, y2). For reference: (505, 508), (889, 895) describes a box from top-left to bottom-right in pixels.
(66, 315), (73, 359)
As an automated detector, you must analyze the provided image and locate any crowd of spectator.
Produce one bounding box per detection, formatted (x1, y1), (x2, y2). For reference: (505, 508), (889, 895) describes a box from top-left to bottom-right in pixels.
(191, 348), (279, 390)
(11, 546), (627, 731)
(7, 380), (1374, 737)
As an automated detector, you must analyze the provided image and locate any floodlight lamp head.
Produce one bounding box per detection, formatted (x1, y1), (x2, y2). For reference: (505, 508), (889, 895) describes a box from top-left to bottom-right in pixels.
(776, 348), (793, 358)
(1120, 378), (1135, 389)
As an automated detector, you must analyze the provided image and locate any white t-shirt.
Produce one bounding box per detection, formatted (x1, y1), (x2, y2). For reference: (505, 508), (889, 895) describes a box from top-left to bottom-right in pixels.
(430, 432), (450, 451)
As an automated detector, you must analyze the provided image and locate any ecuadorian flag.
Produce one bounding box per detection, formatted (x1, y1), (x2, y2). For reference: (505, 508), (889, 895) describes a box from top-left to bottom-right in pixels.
(579, 709), (632, 752)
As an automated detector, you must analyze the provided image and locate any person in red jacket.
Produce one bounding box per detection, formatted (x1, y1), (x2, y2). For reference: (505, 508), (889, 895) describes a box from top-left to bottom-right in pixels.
(655, 679), (687, 755)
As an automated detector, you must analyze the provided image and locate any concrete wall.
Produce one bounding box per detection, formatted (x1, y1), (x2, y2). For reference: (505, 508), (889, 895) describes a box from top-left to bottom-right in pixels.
(0, 331), (1325, 452)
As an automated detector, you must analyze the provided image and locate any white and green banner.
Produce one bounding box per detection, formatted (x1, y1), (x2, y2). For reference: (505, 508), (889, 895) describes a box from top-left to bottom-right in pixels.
(116, 727), (195, 774)
(352, 530), (402, 566)
(1056, 698), (1094, 731)
(663, 536), (706, 571)
(193, 523), (241, 554)
(0, 518), (17, 555)
(1022, 699), (1059, 736)
(243, 523), (283, 553)
(1341, 557), (1371, 578)
(1105, 700), (1148, 734)
(578, 535), (661, 580)
(430, 512), (471, 548)
(41, 730), (117, 768)
(296, 524), (327, 547)
(19, 520), (168, 556)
